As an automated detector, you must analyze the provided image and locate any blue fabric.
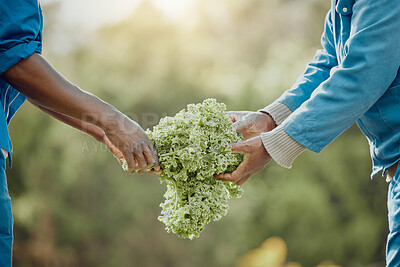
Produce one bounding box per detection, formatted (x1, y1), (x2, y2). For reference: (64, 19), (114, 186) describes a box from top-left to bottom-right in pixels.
(0, 0), (43, 74)
(0, 2), (43, 262)
(387, 169), (400, 266)
(275, 0), (400, 178)
(0, 0), (43, 167)
(0, 80), (26, 167)
(0, 151), (13, 267)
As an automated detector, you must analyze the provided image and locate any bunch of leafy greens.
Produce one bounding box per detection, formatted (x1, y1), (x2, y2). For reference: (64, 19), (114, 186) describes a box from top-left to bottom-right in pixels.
(146, 98), (243, 239)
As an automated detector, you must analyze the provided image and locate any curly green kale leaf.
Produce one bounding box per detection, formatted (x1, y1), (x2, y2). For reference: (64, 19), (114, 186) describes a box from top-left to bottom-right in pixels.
(146, 98), (243, 239)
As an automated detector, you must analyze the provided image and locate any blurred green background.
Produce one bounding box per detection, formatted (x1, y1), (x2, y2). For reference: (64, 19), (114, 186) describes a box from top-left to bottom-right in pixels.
(7, 0), (388, 266)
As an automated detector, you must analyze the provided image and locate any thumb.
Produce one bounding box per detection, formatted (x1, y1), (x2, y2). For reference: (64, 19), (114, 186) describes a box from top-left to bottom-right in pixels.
(105, 138), (124, 161)
(229, 140), (252, 154)
(232, 120), (247, 133)
(226, 111), (242, 123)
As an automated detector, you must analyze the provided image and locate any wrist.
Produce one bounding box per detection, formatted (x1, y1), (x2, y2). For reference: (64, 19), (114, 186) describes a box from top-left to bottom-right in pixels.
(94, 107), (125, 133)
(259, 102), (292, 126)
(257, 135), (270, 158)
(258, 110), (277, 130)
(90, 126), (107, 143)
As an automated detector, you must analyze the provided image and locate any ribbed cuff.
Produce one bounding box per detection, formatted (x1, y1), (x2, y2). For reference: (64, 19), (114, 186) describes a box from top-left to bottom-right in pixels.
(261, 126), (306, 168)
(259, 102), (292, 125)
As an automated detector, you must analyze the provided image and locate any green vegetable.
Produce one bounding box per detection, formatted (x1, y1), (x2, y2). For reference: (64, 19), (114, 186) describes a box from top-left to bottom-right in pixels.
(121, 159), (128, 172)
(146, 98), (243, 239)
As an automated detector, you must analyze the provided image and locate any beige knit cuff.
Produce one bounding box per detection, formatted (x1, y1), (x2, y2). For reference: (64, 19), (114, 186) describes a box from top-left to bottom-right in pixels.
(261, 126), (306, 168)
(259, 102), (292, 125)
(1, 148), (7, 159)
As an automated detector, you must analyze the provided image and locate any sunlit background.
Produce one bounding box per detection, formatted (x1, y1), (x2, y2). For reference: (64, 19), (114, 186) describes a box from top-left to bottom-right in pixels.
(7, 0), (388, 266)
(41, 0), (198, 53)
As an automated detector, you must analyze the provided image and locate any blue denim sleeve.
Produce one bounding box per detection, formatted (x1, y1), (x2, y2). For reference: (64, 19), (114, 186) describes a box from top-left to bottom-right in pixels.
(282, 0), (400, 153)
(0, 0), (43, 75)
(275, 10), (338, 112)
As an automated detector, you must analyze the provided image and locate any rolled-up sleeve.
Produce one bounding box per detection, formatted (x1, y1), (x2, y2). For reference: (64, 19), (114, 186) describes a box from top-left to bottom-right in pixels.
(0, 0), (43, 74)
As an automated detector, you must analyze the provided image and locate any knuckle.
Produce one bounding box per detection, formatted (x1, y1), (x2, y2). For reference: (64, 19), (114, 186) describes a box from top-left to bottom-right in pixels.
(144, 145), (152, 153)
(148, 157), (155, 165)
(140, 141), (147, 149)
(139, 142), (144, 149)
(138, 161), (146, 167)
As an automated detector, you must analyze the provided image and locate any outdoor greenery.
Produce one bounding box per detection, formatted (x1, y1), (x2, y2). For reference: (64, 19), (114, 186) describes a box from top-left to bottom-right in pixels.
(7, 0), (388, 266)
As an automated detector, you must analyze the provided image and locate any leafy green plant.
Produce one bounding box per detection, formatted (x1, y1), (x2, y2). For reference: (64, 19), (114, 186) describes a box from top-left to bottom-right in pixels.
(146, 98), (243, 239)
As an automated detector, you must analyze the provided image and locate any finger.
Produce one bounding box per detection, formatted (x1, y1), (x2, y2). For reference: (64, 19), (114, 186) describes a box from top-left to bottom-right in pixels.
(147, 141), (156, 152)
(146, 142), (161, 167)
(114, 150), (124, 159)
(122, 153), (137, 173)
(147, 166), (163, 175)
(150, 169), (162, 175)
(236, 174), (252, 186)
(215, 162), (248, 183)
(134, 151), (148, 170)
(231, 120), (247, 134)
(143, 148), (155, 169)
(149, 145), (160, 167)
(214, 172), (234, 182)
(226, 111), (242, 123)
(117, 157), (124, 166)
(214, 156), (249, 183)
(106, 140), (124, 159)
(229, 141), (253, 154)
(112, 149), (124, 164)
(137, 169), (147, 174)
(153, 165), (162, 173)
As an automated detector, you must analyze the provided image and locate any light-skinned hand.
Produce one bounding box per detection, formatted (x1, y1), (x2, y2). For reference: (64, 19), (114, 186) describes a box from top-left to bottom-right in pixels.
(226, 111), (276, 140)
(215, 136), (271, 185)
(215, 110), (276, 185)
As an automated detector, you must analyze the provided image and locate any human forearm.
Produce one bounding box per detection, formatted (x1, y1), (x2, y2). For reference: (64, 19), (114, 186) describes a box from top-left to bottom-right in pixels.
(2, 53), (159, 172)
(281, 0), (400, 154)
(31, 102), (106, 142)
(34, 102), (126, 164)
(1, 53), (121, 132)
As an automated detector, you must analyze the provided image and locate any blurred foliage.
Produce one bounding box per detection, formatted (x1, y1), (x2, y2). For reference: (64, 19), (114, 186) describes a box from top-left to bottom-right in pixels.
(237, 237), (291, 267)
(6, 0), (388, 266)
(237, 236), (341, 267)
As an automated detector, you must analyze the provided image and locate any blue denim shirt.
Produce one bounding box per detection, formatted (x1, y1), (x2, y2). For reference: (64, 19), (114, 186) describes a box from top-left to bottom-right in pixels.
(0, 0), (43, 167)
(276, 0), (400, 177)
